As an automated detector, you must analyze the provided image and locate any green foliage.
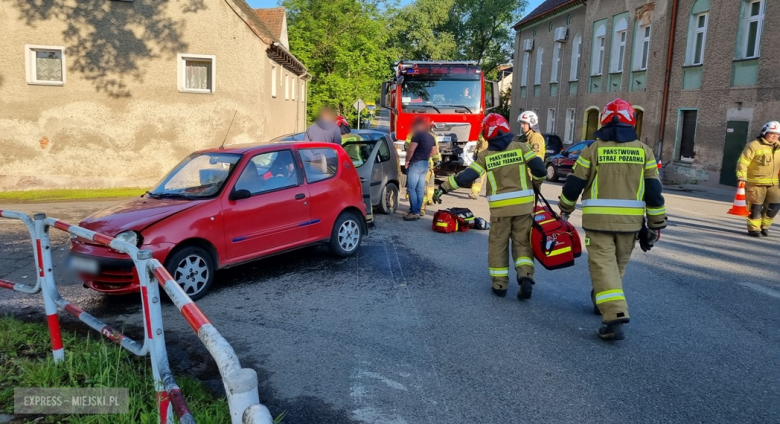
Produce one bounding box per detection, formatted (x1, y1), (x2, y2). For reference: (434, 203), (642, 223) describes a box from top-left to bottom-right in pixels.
(283, 0), (395, 123)
(389, 0), (457, 61)
(493, 86), (512, 121)
(0, 317), (231, 423)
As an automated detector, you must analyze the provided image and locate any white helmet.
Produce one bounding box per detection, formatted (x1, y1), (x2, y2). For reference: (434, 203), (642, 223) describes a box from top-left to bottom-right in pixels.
(517, 111), (539, 127)
(761, 121), (780, 136)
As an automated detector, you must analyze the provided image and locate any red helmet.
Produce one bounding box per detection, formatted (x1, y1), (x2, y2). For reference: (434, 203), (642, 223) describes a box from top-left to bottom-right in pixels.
(335, 115), (349, 127)
(600, 98), (636, 126)
(481, 113), (512, 140)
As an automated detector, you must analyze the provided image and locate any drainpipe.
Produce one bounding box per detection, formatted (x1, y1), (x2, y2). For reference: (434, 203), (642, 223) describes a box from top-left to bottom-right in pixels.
(657, 0), (680, 161)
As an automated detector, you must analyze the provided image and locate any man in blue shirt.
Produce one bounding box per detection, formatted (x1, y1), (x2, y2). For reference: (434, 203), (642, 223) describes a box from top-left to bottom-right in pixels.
(404, 117), (436, 221)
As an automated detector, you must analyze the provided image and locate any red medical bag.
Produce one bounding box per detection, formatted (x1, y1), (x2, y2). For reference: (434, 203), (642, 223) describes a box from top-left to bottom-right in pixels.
(432, 209), (472, 233)
(531, 192), (582, 270)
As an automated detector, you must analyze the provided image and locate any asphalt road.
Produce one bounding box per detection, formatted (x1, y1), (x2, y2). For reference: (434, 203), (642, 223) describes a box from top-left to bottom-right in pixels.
(1, 183), (778, 423)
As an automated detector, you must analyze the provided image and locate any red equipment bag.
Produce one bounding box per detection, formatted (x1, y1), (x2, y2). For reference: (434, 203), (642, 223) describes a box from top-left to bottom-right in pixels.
(531, 190), (582, 270)
(432, 209), (471, 233)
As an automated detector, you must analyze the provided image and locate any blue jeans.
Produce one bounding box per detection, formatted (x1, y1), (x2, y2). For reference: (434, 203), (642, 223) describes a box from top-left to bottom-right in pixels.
(406, 160), (429, 215)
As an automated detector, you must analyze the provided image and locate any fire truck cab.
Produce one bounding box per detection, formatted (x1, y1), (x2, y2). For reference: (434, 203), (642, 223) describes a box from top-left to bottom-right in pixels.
(380, 61), (500, 175)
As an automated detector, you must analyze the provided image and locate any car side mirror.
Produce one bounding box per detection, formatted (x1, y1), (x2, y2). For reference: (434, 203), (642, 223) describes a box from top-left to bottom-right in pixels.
(229, 189), (251, 201)
(380, 82), (390, 109)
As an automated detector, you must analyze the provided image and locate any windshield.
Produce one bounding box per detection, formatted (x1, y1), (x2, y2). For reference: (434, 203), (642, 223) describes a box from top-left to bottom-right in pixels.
(400, 79), (481, 114)
(150, 153), (241, 199)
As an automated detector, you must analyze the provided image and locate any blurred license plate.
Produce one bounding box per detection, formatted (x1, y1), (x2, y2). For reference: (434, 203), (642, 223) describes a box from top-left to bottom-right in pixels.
(69, 256), (99, 274)
(437, 136), (451, 142)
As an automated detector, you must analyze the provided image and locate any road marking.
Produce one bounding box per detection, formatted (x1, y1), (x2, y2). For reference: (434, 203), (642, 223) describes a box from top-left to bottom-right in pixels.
(740, 282), (780, 300)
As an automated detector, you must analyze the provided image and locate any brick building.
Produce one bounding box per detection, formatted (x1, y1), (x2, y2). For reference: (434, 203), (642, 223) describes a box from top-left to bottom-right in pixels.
(510, 0), (777, 186)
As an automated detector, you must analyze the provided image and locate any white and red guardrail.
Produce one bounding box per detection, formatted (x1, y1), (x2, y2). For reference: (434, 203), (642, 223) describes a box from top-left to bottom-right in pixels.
(0, 210), (272, 424)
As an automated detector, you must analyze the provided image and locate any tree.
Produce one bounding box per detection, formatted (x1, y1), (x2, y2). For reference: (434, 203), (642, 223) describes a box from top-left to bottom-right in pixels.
(283, 0), (395, 123)
(388, 0), (457, 61)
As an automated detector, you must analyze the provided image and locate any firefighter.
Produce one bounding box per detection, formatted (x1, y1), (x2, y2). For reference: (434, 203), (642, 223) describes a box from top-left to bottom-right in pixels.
(433, 113), (546, 299)
(405, 123), (440, 215)
(515, 111), (545, 159)
(469, 134), (489, 199)
(557, 99), (667, 341)
(736, 121), (780, 237)
(337, 116), (361, 143)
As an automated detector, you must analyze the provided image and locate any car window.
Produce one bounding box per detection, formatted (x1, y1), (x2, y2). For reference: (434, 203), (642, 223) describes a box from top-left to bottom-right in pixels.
(567, 142), (589, 156)
(342, 142), (374, 168)
(152, 153), (241, 198)
(378, 138), (391, 162)
(299, 147), (338, 183)
(235, 150), (299, 195)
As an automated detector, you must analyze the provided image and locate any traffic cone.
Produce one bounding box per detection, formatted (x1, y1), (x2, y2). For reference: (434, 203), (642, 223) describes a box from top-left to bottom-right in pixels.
(727, 181), (750, 216)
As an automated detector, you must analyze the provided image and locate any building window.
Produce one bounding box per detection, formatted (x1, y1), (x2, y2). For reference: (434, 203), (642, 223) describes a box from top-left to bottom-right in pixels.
(301, 82), (305, 102)
(687, 13), (708, 65)
(634, 24), (651, 70)
(678, 110), (698, 161)
(291, 76), (296, 100)
(611, 18), (628, 73)
(534, 47), (544, 85)
(565, 108), (576, 144)
(271, 64), (277, 98)
(551, 43), (561, 83)
(285, 73), (290, 100)
(521, 52), (530, 86)
(740, 0), (764, 59)
(546, 108), (556, 134)
(25, 45), (65, 86)
(592, 24), (606, 76)
(570, 33), (582, 81)
(177, 54), (215, 93)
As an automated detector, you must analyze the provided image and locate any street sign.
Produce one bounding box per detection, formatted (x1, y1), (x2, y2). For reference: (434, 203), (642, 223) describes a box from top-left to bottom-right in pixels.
(353, 99), (366, 113)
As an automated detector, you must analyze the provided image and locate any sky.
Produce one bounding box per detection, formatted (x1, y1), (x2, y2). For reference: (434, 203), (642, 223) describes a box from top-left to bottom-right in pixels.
(246, 0), (546, 15)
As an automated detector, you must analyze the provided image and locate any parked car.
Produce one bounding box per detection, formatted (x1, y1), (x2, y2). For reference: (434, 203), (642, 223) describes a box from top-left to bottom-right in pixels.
(543, 134), (564, 160)
(272, 130), (401, 215)
(70, 142), (367, 300)
(545, 140), (595, 182)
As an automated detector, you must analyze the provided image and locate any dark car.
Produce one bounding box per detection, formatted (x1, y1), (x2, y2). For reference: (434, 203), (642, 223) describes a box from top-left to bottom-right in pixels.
(545, 140), (595, 182)
(543, 134), (564, 160)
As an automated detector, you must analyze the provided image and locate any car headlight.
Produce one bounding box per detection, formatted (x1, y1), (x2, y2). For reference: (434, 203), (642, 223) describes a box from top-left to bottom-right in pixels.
(114, 231), (141, 247)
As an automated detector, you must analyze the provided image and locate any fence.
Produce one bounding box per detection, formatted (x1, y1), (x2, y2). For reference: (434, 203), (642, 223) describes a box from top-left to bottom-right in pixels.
(0, 209), (273, 424)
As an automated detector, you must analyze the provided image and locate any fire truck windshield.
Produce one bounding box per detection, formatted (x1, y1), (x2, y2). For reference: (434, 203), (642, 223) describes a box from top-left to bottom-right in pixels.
(400, 79), (481, 114)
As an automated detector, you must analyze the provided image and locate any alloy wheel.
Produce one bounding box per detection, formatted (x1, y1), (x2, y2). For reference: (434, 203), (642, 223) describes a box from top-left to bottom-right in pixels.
(338, 220), (360, 252)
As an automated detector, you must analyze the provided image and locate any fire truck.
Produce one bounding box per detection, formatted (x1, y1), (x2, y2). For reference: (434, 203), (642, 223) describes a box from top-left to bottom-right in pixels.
(380, 61), (499, 175)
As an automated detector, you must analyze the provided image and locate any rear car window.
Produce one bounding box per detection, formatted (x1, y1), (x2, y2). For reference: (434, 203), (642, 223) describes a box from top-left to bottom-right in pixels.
(299, 148), (339, 183)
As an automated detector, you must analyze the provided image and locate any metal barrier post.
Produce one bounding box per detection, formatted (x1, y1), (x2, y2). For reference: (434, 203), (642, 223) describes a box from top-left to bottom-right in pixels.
(33, 213), (64, 363)
(0, 209), (42, 294)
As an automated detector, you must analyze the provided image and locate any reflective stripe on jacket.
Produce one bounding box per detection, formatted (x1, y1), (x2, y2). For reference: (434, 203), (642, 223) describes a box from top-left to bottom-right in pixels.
(444, 141), (538, 217)
(736, 138), (780, 186)
(563, 139), (665, 232)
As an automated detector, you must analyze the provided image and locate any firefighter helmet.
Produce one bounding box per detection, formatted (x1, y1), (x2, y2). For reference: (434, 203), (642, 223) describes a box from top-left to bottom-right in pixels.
(482, 113), (512, 140)
(335, 115), (349, 127)
(600, 98), (636, 126)
(517, 111), (539, 127)
(761, 121), (780, 136)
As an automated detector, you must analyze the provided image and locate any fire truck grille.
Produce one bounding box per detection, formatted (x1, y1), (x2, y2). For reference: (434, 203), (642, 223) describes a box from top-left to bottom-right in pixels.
(432, 123), (472, 144)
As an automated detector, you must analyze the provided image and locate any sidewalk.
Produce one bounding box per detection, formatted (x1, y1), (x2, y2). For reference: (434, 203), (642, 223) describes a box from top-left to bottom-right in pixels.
(663, 183), (736, 203)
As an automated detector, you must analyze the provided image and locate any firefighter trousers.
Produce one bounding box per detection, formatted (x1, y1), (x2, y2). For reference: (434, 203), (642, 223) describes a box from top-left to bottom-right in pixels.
(586, 230), (636, 323)
(488, 214), (534, 290)
(422, 168), (435, 209)
(745, 184), (780, 232)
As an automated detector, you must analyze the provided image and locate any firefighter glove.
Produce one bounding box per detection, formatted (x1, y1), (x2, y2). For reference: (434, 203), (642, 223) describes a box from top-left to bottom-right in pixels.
(432, 187), (446, 204)
(639, 228), (660, 252)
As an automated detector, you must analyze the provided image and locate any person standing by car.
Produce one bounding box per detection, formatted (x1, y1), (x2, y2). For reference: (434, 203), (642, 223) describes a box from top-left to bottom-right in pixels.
(737, 121), (780, 237)
(515, 111), (545, 160)
(557, 99), (667, 341)
(304, 107), (342, 144)
(404, 117), (436, 221)
(433, 114), (546, 299)
(404, 121), (440, 215)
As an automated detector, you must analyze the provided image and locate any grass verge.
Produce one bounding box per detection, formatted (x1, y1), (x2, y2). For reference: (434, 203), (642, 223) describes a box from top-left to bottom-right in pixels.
(0, 188), (146, 203)
(0, 317), (239, 423)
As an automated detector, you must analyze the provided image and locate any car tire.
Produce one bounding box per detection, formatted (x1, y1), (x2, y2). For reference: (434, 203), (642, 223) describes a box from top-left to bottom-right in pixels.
(328, 211), (363, 257)
(379, 183), (399, 215)
(164, 246), (215, 301)
(546, 164), (559, 182)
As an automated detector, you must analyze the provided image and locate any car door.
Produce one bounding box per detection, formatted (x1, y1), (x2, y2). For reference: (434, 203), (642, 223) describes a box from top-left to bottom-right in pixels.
(222, 149), (310, 261)
(368, 140), (384, 203)
(560, 141), (590, 175)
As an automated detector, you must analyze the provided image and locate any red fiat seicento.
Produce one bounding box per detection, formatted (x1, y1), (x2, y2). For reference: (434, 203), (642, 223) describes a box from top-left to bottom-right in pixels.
(69, 142), (367, 300)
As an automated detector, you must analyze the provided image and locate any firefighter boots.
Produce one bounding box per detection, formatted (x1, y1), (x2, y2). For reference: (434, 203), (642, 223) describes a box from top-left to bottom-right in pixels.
(492, 287), (507, 297)
(517, 277), (534, 300)
(598, 320), (627, 341)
